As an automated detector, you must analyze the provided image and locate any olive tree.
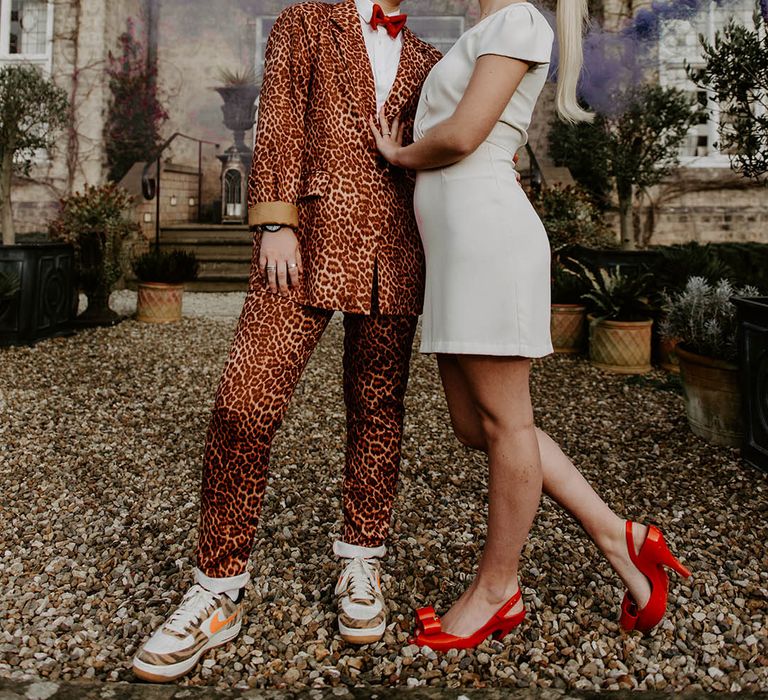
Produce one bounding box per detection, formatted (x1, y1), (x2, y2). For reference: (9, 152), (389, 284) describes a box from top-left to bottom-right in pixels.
(550, 84), (702, 249)
(0, 64), (69, 245)
(689, 7), (768, 183)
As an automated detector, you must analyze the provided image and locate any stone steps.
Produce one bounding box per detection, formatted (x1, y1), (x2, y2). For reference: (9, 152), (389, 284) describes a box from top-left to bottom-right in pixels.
(157, 224), (252, 292)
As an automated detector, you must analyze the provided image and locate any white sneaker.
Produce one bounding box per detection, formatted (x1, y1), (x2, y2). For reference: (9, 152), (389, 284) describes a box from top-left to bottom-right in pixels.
(132, 584), (243, 682)
(335, 555), (387, 645)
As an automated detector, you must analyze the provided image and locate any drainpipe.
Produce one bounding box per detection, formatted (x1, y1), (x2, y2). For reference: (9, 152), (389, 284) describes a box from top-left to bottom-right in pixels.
(145, 0), (158, 85)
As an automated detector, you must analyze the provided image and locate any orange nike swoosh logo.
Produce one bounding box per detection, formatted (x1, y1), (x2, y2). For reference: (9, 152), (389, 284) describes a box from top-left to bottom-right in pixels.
(210, 611), (237, 635)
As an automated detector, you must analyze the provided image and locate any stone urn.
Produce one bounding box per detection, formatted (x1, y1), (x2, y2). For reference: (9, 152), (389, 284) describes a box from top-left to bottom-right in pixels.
(214, 85), (261, 165)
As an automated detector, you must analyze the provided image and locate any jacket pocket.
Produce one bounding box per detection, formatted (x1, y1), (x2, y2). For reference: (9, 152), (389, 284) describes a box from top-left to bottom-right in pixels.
(298, 169), (330, 199)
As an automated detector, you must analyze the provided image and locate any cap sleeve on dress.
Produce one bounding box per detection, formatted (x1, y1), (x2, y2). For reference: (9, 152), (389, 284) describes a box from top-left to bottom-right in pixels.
(476, 5), (553, 64)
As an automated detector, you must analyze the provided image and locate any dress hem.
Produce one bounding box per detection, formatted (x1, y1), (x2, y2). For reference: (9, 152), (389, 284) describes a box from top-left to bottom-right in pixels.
(419, 340), (554, 357)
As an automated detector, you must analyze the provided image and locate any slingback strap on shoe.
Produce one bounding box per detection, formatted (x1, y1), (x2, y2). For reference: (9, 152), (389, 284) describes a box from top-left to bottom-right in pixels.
(620, 521), (691, 635)
(413, 588), (525, 652)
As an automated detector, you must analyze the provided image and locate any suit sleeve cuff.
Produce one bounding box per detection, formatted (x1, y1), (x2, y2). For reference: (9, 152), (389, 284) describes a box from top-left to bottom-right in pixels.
(248, 202), (299, 228)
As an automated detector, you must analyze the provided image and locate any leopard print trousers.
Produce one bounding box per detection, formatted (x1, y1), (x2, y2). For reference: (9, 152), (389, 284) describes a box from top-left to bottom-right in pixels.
(196, 284), (417, 578)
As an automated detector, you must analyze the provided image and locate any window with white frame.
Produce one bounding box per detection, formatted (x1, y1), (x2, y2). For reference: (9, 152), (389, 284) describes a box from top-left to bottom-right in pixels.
(658, 0), (755, 166)
(0, 0), (54, 72)
(252, 13), (463, 74)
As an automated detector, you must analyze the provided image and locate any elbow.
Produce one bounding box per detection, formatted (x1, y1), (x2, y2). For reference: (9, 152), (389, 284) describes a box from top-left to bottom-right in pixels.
(450, 128), (482, 159)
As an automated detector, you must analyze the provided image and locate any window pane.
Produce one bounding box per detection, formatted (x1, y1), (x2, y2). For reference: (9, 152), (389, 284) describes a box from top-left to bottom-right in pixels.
(10, 0), (49, 56)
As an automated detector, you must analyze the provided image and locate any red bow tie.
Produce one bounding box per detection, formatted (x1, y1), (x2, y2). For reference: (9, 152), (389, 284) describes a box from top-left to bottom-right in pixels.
(370, 4), (407, 38)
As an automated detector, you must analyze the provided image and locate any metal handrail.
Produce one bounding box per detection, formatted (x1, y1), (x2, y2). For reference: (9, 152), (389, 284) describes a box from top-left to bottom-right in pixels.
(141, 132), (220, 250)
(524, 143), (544, 194)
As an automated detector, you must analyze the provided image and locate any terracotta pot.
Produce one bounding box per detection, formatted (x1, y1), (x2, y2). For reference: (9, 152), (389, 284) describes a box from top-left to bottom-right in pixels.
(676, 344), (742, 448)
(588, 315), (653, 375)
(551, 304), (587, 354)
(136, 282), (184, 323)
(659, 336), (681, 374)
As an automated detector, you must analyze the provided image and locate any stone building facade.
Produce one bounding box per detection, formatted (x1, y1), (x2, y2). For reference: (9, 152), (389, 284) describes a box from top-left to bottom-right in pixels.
(3, 0), (766, 245)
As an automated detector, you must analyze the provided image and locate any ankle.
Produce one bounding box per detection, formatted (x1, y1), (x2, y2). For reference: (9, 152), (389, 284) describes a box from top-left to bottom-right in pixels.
(592, 516), (630, 558)
(472, 577), (520, 607)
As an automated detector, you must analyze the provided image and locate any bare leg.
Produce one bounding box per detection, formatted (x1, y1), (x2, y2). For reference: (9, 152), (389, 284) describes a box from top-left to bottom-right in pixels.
(437, 354), (652, 610)
(437, 354), (541, 637)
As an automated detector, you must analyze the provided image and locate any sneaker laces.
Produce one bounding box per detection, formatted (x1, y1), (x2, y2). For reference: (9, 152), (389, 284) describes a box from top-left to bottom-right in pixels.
(341, 557), (379, 604)
(163, 585), (218, 636)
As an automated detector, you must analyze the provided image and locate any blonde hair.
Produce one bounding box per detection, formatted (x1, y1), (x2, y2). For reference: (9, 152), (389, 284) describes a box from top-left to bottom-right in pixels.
(556, 0), (593, 123)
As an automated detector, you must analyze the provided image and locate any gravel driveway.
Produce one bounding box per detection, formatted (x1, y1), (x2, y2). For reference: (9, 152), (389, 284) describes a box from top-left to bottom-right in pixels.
(1, 293), (766, 693)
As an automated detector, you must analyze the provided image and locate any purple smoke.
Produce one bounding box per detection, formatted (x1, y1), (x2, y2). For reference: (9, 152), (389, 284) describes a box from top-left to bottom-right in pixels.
(546, 0), (749, 115)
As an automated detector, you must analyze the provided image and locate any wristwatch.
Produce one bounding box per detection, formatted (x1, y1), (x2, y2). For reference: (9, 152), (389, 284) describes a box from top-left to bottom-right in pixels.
(261, 224), (291, 233)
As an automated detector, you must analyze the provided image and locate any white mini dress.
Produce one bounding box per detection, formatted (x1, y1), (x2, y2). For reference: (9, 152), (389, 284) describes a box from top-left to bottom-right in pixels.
(414, 2), (554, 357)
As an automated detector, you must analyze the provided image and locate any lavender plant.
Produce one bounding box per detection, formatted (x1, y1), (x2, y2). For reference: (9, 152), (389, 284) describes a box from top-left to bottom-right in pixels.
(661, 277), (759, 362)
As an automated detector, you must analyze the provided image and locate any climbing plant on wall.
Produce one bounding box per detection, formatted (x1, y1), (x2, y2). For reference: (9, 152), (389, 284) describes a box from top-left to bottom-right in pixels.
(105, 21), (168, 184)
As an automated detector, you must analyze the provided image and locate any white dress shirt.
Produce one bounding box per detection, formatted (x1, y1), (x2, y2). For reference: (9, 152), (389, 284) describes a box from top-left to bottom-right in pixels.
(354, 0), (404, 112)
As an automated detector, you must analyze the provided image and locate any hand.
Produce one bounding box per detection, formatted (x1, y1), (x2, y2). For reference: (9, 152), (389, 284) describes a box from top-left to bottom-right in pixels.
(370, 109), (405, 166)
(258, 227), (303, 296)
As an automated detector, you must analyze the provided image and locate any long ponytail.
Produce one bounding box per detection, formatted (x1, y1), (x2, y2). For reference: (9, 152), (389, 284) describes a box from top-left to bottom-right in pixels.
(556, 0), (593, 123)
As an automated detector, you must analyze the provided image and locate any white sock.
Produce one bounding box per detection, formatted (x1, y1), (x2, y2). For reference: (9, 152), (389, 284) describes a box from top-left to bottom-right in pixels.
(223, 587), (242, 602)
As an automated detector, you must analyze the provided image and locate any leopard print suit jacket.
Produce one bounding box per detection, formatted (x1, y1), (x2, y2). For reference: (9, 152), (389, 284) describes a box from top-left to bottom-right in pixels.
(247, 0), (442, 316)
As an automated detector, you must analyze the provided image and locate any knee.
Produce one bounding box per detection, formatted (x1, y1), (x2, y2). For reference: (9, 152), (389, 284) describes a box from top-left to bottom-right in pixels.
(478, 413), (536, 448)
(453, 427), (487, 452)
(210, 389), (278, 445)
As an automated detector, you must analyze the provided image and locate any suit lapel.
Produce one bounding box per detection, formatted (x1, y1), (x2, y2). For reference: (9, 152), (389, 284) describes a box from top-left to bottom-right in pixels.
(383, 28), (425, 120)
(330, 0), (377, 118)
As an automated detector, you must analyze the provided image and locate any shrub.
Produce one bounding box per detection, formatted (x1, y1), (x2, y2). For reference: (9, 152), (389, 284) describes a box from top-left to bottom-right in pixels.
(106, 22), (168, 183)
(653, 243), (733, 299)
(577, 263), (653, 322)
(132, 249), (199, 284)
(551, 261), (589, 304)
(661, 277), (759, 362)
(532, 186), (616, 255)
(49, 184), (139, 294)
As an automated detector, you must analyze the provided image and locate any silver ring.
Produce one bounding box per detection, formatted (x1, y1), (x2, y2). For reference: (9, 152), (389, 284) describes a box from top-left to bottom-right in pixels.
(287, 263), (298, 269)
(266, 265), (277, 271)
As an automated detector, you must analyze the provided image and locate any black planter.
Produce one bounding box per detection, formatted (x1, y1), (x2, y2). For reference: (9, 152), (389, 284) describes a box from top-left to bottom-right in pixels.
(734, 297), (768, 473)
(74, 234), (122, 327)
(0, 243), (76, 346)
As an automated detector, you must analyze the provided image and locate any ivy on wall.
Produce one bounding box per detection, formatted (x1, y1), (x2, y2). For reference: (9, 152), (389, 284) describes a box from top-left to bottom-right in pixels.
(105, 21), (168, 183)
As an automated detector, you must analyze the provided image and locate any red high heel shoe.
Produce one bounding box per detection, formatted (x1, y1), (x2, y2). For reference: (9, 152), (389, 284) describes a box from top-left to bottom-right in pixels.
(413, 589), (526, 651)
(620, 521), (691, 634)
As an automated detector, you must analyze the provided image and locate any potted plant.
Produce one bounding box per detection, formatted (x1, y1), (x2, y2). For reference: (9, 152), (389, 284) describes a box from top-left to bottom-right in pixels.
(652, 243), (732, 372)
(662, 277), (759, 448)
(533, 186), (613, 355)
(578, 264), (654, 374)
(0, 64), (74, 346)
(49, 184), (139, 326)
(551, 262), (589, 354)
(132, 248), (199, 323)
(691, 12), (768, 462)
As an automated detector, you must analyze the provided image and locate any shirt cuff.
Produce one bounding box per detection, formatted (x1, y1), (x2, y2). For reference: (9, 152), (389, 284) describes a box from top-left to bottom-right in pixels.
(248, 202), (299, 229)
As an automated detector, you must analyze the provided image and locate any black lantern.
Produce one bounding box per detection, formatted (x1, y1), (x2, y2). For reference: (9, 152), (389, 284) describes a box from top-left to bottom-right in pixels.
(220, 146), (247, 223)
